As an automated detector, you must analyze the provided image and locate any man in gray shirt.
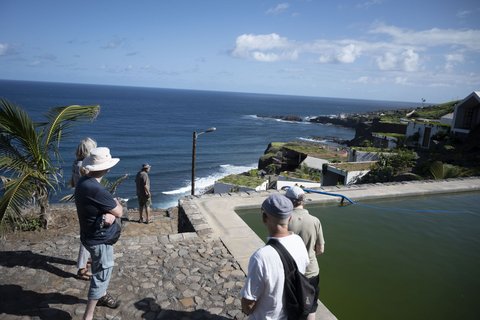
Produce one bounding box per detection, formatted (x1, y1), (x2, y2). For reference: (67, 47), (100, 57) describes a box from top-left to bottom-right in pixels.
(286, 186), (325, 320)
(135, 163), (151, 223)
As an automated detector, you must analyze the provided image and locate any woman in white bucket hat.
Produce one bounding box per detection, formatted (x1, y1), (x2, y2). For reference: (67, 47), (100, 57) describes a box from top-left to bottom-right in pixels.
(75, 147), (123, 320)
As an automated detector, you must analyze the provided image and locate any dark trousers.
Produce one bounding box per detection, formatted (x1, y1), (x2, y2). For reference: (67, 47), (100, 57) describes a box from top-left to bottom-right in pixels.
(308, 274), (320, 313)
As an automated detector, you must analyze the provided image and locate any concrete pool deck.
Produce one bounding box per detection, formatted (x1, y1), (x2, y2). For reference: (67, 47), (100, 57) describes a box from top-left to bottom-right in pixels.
(179, 177), (480, 320)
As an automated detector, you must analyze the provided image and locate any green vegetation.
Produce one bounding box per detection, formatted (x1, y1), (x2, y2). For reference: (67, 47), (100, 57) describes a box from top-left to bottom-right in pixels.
(429, 161), (475, 180)
(6, 214), (43, 232)
(258, 142), (285, 164)
(358, 150), (417, 183)
(331, 162), (376, 172)
(413, 101), (457, 119)
(373, 133), (405, 139)
(351, 146), (388, 152)
(219, 169), (266, 188)
(378, 100), (458, 123)
(282, 164), (322, 182)
(0, 99), (100, 233)
(283, 142), (347, 161)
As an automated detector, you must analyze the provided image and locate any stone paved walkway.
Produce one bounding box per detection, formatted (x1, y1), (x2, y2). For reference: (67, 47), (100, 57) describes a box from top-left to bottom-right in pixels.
(0, 209), (247, 320)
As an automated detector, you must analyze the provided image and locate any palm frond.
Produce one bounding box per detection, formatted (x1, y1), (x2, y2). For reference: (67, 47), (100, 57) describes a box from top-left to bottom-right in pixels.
(443, 164), (462, 179)
(0, 99), (41, 160)
(0, 100), (101, 230)
(429, 161), (444, 180)
(0, 173), (37, 224)
(101, 174), (129, 195)
(0, 134), (24, 162)
(59, 194), (75, 202)
(44, 105), (100, 151)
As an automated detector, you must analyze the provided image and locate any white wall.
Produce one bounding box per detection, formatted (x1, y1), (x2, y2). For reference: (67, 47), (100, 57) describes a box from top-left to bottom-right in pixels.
(213, 181), (268, 194)
(276, 180), (320, 190)
(406, 122), (448, 148)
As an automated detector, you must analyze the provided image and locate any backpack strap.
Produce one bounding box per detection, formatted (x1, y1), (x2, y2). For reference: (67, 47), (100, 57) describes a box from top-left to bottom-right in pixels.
(267, 238), (299, 273)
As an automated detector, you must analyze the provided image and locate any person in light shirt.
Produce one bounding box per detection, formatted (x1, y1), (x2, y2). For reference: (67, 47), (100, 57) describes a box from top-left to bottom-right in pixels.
(286, 186), (325, 320)
(241, 193), (309, 319)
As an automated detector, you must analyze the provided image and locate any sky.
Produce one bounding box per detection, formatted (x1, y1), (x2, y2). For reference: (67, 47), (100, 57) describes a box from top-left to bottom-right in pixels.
(1, 0), (479, 103)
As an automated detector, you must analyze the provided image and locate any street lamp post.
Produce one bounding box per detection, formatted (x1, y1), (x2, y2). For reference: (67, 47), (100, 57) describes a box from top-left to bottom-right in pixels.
(191, 127), (216, 195)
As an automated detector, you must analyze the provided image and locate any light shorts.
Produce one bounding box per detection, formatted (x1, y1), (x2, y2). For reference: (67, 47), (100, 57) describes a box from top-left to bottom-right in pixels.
(84, 243), (114, 300)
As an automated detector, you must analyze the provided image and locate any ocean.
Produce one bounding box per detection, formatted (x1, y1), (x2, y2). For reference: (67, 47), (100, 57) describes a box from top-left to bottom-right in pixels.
(1, 79), (418, 209)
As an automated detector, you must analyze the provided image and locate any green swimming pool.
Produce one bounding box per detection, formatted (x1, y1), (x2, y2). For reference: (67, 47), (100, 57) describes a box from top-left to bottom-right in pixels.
(237, 191), (480, 320)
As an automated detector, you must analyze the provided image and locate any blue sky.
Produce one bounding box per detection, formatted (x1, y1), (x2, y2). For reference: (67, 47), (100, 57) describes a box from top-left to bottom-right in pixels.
(1, 0), (479, 103)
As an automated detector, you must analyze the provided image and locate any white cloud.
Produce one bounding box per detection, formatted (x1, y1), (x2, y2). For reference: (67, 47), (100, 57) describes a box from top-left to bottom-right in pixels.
(375, 49), (420, 72)
(309, 40), (364, 64)
(0, 43), (9, 56)
(100, 64), (134, 73)
(37, 53), (57, 62)
(356, 0), (383, 9)
(252, 50), (298, 62)
(318, 55), (332, 63)
(28, 60), (41, 67)
(445, 53), (464, 71)
(370, 23), (480, 51)
(336, 44), (361, 63)
(0, 43), (16, 56)
(394, 76), (409, 85)
(266, 3), (290, 15)
(354, 76), (370, 84)
(101, 37), (125, 49)
(376, 52), (397, 70)
(456, 10), (471, 19)
(231, 24), (480, 76)
(252, 52), (280, 62)
(402, 49), (419, 72)
(232, 33), (296, 62)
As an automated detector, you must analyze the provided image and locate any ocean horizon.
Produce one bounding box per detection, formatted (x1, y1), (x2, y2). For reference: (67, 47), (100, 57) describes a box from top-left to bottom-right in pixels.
(1, 79), (420, 209)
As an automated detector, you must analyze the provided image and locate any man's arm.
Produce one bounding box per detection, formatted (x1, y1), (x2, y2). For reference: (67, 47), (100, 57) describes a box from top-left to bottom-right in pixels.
(109, 198), (123, 217)
(315, 241), (324, 255)
(144, 185), (150, 198)
(315, 221), (325, 255)
(103, 199), (123, 225)
(241, 297), (257, 315)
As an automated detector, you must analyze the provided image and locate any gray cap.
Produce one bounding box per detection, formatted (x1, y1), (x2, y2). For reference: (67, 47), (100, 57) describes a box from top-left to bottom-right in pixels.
(285, 186), (305, 200)
(261, 194), (293, 219)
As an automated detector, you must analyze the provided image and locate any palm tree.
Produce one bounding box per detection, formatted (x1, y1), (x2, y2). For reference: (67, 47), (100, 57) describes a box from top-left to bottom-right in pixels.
(0, 98), (100, 230)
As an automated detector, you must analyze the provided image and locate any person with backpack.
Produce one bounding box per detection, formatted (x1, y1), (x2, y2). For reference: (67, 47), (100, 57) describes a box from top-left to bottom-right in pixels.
(286, 186), (325, 320)
(241, 193), (309, 319)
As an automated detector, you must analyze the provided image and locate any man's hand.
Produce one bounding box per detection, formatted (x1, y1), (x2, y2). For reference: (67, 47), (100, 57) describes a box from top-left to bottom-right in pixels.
(103, 213), (116, 226)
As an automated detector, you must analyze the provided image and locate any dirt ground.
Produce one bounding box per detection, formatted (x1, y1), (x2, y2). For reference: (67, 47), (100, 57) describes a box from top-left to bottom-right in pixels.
(1, 204), (173, 243)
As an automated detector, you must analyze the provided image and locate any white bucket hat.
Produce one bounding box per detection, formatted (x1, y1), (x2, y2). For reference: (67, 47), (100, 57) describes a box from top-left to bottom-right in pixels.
(82, 147), (120, 171)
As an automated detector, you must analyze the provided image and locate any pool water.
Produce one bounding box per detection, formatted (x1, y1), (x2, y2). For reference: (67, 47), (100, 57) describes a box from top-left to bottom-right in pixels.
(237, 192), (480, 320)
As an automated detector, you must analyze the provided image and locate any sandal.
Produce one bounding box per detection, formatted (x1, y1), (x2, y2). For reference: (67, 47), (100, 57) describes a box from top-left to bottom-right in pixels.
(76, 268), (92, 281)
(97, 292), (120, 309)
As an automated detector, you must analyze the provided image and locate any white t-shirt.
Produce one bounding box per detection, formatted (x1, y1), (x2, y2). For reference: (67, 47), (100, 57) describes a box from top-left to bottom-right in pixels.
(241, 233), (309, 320)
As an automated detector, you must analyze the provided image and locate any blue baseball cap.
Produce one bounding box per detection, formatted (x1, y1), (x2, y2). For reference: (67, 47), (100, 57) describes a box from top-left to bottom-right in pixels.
(261, 194), (293, 219)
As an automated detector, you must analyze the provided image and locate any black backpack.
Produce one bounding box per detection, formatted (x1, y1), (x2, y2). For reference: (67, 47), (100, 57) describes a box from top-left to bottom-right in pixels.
(267, 238), (316, 320)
